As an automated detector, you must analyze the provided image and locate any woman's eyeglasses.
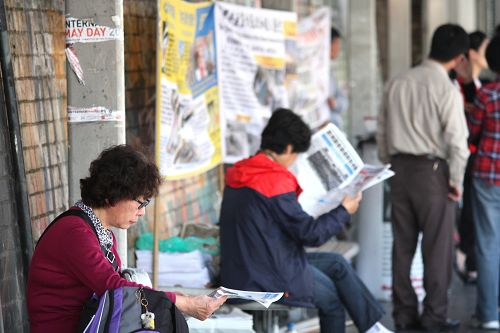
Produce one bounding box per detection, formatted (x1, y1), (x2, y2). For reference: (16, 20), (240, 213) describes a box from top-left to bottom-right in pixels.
(135, 198), (151, 209)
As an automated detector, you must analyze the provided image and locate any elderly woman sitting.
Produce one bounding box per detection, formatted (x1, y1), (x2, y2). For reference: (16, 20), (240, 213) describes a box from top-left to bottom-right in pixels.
(27, 145), (226, 333)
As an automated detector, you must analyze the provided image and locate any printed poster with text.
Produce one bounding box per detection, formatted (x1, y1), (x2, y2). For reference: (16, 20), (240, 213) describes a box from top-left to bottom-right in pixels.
(156, 0), (222, 179)
(215, 2), (297, 163)
(289, 7), (331, 129)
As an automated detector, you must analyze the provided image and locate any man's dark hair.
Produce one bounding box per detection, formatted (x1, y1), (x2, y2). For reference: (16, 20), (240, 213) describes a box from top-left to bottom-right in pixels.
(429, 24), (469, 62)
(331, 27), (341, 43)
(486, 35), (500, 73)
(469, 31), (487, 51)
(495, 24), (500, 37)
(260, 108), (311, 154)
(80, 145), (162, 207)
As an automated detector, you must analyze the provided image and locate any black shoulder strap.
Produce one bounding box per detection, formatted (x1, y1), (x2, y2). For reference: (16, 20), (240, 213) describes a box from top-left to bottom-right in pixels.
(36, 209), (119, 272)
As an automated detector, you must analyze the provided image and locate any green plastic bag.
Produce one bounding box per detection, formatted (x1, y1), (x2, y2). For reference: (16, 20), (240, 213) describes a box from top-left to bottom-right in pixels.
(135, 232), (219, 255)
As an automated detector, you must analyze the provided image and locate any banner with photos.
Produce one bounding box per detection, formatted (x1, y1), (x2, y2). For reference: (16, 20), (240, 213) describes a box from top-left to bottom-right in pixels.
(156, 0), (222, 179)
(215, 2), (297, 163)
(289, 7), (331, 129)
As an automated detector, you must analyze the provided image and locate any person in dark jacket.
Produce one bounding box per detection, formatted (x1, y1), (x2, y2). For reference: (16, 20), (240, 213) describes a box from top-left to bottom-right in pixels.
(220, 109), (390, 333)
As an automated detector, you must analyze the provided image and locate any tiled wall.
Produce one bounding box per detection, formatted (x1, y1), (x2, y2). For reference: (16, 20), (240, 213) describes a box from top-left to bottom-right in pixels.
(6, 0), (68, 242)
(124, 0), (156, 152)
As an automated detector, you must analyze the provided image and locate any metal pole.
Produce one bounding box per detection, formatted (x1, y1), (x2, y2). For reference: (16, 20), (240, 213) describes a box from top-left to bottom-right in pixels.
(66, 1), (127, 265)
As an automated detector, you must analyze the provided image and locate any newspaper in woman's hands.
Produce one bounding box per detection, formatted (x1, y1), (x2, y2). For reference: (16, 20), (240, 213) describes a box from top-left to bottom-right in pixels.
(208, 286), (284, 308)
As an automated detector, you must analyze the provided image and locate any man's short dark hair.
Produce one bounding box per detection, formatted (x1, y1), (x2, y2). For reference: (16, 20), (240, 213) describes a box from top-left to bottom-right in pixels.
(429, 24), (469, 62)
(80, 145), (162, 207)
(331, 27), (341, 43)
(260, 108), (311, 154)
(486, 35), (500, 74)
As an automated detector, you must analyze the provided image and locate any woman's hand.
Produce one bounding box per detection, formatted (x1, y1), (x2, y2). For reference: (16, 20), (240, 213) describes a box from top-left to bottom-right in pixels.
(175, 294), (228, 321)
(341, 192), (362, 214)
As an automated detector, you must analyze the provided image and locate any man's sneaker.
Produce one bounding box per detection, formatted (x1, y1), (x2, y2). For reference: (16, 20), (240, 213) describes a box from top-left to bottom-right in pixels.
(483, 321), (500, 330)
(471, 319), (500, 330)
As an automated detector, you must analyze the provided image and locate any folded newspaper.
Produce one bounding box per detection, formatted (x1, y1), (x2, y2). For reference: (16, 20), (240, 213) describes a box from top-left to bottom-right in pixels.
(209, 286), (284, 308)
(295, 123), (394, 217)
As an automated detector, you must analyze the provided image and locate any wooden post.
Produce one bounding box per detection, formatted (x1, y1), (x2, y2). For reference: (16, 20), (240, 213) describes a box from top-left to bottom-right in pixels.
(218, 164), (225, 193)
(153, 194), (160, 289)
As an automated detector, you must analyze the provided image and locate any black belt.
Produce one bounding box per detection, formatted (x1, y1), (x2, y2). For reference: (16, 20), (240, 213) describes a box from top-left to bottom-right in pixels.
(392, 153), (443, 161)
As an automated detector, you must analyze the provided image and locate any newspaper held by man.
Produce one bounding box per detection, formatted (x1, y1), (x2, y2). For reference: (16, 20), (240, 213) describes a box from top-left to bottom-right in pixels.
(295, 123), (394, 217)
(209, 286), (283, 309)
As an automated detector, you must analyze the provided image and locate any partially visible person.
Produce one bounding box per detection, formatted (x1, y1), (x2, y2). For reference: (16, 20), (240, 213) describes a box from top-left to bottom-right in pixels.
(455, 31), (490, 106)
(468, 34), (500, 330)
(27, 145), (227, 333)
(220, 108), (392, 333)
(453, 30), (489, 284)
(322, 27), (348, 130)
(377, 24), (470, 331)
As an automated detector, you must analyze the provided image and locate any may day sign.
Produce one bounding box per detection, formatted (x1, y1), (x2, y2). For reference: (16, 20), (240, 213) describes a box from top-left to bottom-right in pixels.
(66, 17), (123, 43)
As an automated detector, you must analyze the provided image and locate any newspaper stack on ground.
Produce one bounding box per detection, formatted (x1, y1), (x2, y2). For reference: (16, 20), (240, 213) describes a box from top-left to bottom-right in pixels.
(187, 307), (254, 332)
(295, 123), (394, 217)
(209, 286), (283, 309)
(135, 250), (211, 288)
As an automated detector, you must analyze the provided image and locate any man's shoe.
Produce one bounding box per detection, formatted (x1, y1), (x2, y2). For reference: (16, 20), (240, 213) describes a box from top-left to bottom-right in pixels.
(423, 319), (460, 332)
(395, 322), (421, 331)
(453, 260), (478, 284)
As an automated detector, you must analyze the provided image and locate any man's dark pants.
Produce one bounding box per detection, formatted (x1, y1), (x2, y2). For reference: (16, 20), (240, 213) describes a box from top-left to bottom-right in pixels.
(390, 154), (455, 327)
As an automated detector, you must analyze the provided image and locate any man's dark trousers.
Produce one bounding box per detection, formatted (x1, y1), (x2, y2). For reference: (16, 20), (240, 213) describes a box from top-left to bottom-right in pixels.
(390, 154), (455, 327)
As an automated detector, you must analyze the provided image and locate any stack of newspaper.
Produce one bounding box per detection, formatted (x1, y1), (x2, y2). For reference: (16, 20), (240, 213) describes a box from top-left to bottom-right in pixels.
(135, 249), (211, 288)
(295, 123), (394, 217)
(187, 307), (255, 333)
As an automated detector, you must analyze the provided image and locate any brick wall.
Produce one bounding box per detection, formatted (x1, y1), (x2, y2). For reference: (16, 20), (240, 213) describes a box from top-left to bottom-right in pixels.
(123, 0), (224, 261)
(124, 0), (156, 152)
(5, 0), (68, 242)
(0, 63), (29, 333)
(155, 167), (223, 238)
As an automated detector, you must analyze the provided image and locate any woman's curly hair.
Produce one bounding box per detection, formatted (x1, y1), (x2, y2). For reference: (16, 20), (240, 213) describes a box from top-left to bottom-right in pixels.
(80, 145), (162, 207)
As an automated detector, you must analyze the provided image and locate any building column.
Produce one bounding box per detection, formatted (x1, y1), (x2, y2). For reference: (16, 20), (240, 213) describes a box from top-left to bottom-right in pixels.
(347, 0), (379, 138)
(387, 0), (411, 78)
(450, 0), (476, 32)
(422, 0), (449, 54)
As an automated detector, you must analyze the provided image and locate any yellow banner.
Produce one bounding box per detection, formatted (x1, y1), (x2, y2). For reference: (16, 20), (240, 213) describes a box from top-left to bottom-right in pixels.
(156, 0), (222, 179)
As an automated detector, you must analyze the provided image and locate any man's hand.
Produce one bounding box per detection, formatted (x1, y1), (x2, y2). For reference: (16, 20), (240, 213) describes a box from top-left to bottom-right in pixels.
(341, 192), (362, 214)
(175, 294), (228, 321)
(448, 185), (462, 202)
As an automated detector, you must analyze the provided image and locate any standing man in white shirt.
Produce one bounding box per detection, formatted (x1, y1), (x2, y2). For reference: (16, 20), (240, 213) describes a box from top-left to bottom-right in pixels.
(377, 24), (470, 331)
(324, 27), (348, 130)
